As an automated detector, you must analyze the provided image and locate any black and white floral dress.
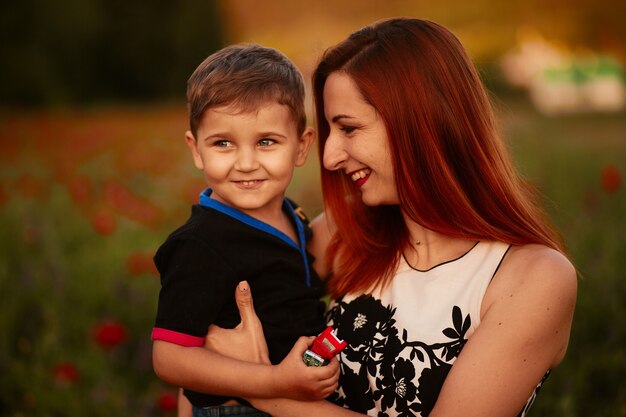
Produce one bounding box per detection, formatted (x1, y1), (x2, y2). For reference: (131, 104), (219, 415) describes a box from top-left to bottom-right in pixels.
(327, 241), (549, 417)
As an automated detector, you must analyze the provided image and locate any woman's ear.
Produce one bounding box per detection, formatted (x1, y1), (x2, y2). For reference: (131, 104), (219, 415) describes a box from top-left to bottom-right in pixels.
(185, 131), (204, 170)
(295, 127), (315, 167)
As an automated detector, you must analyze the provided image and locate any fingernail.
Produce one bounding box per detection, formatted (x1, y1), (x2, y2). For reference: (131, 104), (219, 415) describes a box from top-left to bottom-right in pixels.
(238, 280), (249, 291)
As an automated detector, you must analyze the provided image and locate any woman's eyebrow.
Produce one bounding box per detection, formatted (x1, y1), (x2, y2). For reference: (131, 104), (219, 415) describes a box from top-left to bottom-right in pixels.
(331, 114), (355, 123)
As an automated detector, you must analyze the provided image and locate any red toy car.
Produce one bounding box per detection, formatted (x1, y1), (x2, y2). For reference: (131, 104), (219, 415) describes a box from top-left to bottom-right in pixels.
(302, 326), (348, 367)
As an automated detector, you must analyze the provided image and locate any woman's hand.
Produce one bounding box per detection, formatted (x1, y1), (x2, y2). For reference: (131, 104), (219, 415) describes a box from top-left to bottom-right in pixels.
(204, 281), (271, 365)
(204, 280), (340, 401)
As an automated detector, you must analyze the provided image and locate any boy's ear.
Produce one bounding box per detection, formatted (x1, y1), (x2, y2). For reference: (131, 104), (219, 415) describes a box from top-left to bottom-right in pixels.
(295, 127), (315, 167)
(185, 131), (204, 170)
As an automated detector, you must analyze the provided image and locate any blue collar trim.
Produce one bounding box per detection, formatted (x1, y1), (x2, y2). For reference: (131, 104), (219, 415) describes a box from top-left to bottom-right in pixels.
(198, 188), (311, 287)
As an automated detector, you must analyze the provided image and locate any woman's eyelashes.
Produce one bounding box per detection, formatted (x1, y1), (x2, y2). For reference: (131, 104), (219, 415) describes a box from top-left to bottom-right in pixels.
(339, 125), (358, 135)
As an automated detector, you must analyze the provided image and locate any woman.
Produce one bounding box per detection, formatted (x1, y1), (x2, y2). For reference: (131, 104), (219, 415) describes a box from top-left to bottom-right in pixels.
(204, 17), (577, 417)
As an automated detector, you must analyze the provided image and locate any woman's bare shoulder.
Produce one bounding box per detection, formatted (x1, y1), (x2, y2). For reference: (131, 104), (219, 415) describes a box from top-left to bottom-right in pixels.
(483, 243), (577, 365)
(483, 244), (576, 303)
(504, 244), (577, 287)
(487, 244), (577, 312)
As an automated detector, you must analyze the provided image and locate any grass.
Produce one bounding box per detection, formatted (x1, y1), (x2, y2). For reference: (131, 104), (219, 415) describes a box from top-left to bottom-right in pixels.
(0, 95), (624, 415)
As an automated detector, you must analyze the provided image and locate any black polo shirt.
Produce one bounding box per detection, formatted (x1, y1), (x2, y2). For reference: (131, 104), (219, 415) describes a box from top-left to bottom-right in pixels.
(152, 190), (326, 407)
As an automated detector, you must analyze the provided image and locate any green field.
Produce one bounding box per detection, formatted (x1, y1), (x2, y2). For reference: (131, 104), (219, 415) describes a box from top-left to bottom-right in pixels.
(1, 95), (625, 416)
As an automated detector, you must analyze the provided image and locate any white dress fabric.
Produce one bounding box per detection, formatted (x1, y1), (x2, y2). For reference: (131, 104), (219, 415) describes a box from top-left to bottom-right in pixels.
(327, 240), (548, 417)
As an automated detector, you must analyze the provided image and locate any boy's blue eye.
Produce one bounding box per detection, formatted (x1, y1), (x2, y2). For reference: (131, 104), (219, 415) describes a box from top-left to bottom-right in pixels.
(214, 140), (232, 147)
(258, 138), (276, 147)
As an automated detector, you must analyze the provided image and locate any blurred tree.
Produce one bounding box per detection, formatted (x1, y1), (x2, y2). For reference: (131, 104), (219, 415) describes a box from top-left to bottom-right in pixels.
(0, 0), (224, 106)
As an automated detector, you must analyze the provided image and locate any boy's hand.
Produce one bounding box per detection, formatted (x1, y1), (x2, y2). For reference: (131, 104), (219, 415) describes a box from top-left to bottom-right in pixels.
(272, 336), (340, 401)
(205, 280), (339, 401)
(205, 280), (270, 365)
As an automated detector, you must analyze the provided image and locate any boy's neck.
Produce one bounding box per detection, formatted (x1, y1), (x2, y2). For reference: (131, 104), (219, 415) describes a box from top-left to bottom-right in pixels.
(202, 190), (299, 244)
(267, 210), (298, 244)
(242, 202), (298, 245)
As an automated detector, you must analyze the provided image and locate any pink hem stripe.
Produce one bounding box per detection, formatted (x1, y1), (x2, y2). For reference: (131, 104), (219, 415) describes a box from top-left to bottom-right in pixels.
(151, 328), (204, 347)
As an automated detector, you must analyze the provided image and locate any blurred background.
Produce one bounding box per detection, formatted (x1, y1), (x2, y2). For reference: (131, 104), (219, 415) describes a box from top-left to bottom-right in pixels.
(1, 0), (625, 415)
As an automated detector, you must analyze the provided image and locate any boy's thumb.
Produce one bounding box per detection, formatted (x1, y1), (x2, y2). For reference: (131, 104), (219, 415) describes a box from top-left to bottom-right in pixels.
(295, 335), (316, 353)
(235, 280), (257, 325)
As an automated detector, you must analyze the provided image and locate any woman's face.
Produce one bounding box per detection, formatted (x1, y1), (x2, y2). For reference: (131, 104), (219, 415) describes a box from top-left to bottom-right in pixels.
(322, 72), (399, 206)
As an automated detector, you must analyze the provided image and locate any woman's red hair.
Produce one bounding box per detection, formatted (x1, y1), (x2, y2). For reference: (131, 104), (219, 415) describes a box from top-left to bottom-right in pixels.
(313, 18), (565, 298)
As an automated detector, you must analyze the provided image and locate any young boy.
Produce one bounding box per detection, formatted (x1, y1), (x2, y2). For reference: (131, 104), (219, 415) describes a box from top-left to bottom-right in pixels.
(151, 44), (336, 416)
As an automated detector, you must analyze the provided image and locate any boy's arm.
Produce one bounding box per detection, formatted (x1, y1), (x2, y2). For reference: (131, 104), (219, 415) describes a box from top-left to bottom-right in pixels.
(153, 340), (277, 398)
(153, 282), (339, 401)
(153, 338), (338, 401)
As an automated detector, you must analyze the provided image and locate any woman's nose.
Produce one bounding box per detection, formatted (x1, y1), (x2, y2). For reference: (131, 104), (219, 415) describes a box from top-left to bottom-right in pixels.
(323, 133), (347, 171)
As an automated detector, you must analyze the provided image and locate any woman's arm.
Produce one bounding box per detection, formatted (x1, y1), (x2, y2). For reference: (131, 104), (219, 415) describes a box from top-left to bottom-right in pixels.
(308, 212), (336, 279)
(429, 245), (577, 417)
(177, 388), (192, 417)
(250, 395), (362, 417)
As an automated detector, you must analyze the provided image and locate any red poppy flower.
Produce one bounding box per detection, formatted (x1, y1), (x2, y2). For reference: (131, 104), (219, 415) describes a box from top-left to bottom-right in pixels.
(52, 361), (79, 384)
(601, 165), (621, 194)
(126, 251), (158, 276)
(93, 320), (127, 349)
(157, 390), (178, 413)
(103, 180), (164, 228)
(66, 175), (92, 208)
(91, 209), (116, 236)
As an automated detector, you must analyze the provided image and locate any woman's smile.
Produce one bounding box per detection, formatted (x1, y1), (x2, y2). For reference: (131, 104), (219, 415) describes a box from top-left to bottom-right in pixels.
(349, 168), (371, 187)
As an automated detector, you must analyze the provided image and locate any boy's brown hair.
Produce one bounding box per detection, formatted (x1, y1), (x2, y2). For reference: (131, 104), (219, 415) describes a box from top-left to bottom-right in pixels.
(187, 44), (307, 137)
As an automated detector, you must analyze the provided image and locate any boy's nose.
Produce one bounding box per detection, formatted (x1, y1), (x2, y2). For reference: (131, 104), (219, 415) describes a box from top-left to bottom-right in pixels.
(322, 133), (347, 171)
(234, 148), (260, 172)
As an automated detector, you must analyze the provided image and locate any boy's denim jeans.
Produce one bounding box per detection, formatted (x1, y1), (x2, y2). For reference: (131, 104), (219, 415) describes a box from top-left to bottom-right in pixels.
(192, 404), (271, 417)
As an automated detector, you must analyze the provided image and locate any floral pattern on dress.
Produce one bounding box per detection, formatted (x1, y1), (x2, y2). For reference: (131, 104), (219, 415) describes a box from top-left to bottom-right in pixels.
(327, 294), (547, 417)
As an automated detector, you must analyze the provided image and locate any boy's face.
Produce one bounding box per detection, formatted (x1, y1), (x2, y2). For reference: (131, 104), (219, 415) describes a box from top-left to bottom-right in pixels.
(185, 102), (314, 221)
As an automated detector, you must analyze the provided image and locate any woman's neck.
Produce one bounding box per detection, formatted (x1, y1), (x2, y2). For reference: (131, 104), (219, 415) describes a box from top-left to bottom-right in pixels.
(402, 213), (477, 270)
